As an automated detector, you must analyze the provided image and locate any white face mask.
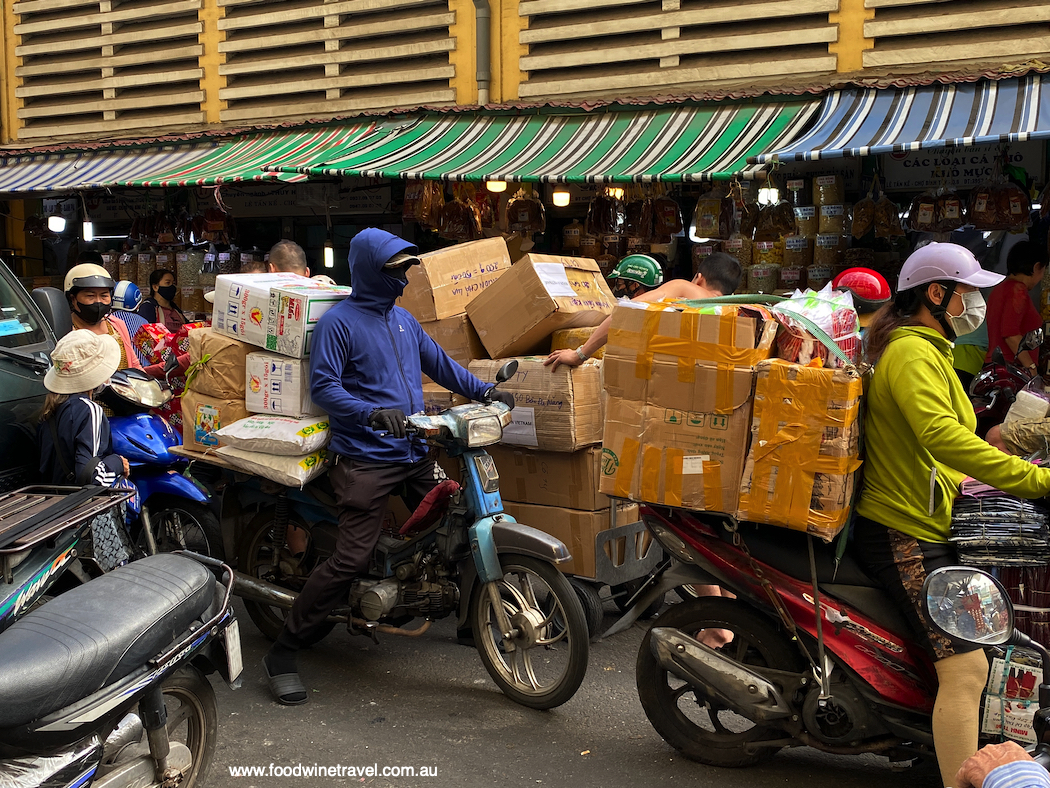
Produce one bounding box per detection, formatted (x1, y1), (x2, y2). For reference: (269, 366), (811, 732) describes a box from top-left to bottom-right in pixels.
(946, 290), (986, 338)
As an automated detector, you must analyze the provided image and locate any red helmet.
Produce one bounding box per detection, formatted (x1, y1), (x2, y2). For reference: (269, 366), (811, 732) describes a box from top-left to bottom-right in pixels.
(833, 267), (891, 313)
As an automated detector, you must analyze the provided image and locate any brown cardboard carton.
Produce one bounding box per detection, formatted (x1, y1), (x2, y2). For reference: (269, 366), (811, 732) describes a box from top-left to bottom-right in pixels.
(737, 360), (863, 541)
(500, 501), (640, 577)
(550, 326), (605, 360)
(186, 327), (253, 400)
(469, 357), (603, 452)
(488, 446), (608, 510)
(398, 237), (512, 322)
(599, 302), (776, 512)
(181, 389), (250, 453)
(420, 382), (468, 416)
(420, 314), (488, 385)
(466, 254), (616, 358)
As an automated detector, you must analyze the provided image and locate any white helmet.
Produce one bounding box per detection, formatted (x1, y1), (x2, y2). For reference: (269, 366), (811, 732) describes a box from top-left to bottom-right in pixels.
(112, 280), (142, 311)
(898, 242), (1003, 291)
(64, 263), (115, 295)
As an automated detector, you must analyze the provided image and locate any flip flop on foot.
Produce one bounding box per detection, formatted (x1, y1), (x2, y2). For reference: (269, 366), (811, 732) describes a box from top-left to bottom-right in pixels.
(262, 655), (308, 705)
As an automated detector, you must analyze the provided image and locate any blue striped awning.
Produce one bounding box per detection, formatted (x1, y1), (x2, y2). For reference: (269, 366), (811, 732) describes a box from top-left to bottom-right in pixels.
(0, 144), (224, 193)
(750, 75), (1050, 163)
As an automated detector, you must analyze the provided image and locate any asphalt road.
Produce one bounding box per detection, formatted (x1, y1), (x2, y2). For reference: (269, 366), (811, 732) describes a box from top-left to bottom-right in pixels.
(204, 595), (940, 788)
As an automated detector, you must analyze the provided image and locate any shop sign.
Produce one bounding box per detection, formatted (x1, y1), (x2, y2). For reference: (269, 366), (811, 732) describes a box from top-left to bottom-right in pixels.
(221, 183), (390, 216)
(880, 142), (1045, 192)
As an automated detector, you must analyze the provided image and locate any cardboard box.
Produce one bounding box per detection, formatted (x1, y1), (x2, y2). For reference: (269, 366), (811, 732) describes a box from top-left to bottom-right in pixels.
(420, 382), (468, 416)
(211, 273), (352, 357)
(551, 325), (605, 360)
(500, 501), (640, 577)
(488, 446), (608, 510)
(181, 389), (250, 453)
(398, 237), (511, 322)
(737, 360), (863, 541)
(600, 302), (776, 513)
(186, 327), (254, 400)
(469, 357), (603, 452)
(467, 254), (617, 358)
(246, 352), (324, 418)
(420, 313), (488, 384)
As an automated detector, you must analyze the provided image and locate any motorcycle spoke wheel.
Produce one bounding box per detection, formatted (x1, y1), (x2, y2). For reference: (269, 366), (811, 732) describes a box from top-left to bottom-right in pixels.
(636, 597), (803, 767)
(144, 496), (223, 561)
(161, 667), (217, 788)
(471, 556), (589, 710)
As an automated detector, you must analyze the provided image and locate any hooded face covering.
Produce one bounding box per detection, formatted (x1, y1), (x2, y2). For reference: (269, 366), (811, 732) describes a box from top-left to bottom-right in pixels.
(74, 298), (111, 325)
(347, 229), (419, 312)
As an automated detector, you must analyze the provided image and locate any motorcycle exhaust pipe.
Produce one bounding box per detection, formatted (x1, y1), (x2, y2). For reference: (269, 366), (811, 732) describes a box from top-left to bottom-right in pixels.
(649, 627), (793, 723)
(232, 571), (433, 638)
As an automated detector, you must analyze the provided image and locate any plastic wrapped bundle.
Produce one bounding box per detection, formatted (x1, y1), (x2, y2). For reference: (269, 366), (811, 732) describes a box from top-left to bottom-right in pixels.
(951, 494), (1050, 566)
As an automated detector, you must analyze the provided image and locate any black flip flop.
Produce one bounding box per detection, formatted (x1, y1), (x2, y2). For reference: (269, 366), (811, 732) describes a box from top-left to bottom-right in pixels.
(262, 657), (308, 706)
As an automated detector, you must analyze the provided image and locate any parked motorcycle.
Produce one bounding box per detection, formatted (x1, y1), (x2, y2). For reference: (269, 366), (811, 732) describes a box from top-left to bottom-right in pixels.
(0, 551), (241, 788)
(232, 361), (590, 710)
(99, 367), (223, 558)
(611, 507), (1023, 768)
(971, 327), (1044, 436)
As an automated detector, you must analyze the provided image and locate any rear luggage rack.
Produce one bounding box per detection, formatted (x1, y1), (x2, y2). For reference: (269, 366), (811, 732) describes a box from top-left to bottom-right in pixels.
(0, 485), (132, 554)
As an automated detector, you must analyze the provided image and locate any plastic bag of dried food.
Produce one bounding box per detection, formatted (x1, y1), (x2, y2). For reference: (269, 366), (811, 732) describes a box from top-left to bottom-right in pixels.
(625, 196), (654, 241)
(586, 188), (626, 235)
(419, 181), (445, 230)
(755, 200), (796, 241)
(934, 188), (966, 232)
(906, 191), (937, 233)
(970, 180), (1030, 231)
(774, 283), (860, 368)
(507, 189), (546, 233)
(403, 180), (426, 222)
(874, 195), (904, 237)
(653, 194), (683, 240)
(473, 188), (497, 229)
(438, 190), (483, 241)
(693, 186), (733, 240)
(851, 180), (876, 240)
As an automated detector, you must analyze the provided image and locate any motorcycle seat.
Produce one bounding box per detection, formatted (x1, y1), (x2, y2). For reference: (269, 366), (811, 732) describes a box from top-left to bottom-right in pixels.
(0, 554), (213, 729)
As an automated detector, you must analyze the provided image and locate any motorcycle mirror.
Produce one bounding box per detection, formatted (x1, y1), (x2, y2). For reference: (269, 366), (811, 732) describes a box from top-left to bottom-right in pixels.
(495, 360), (518, 384)
(921, 567), (1013, 648)
(1022, 329), (1044, 351)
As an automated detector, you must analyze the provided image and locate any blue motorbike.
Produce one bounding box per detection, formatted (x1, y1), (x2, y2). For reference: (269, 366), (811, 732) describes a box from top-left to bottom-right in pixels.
(227, 361), (590, 709)
(100, 369), (223, 559)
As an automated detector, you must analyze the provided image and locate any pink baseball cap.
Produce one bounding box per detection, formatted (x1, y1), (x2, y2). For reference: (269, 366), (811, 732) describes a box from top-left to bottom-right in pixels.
(898, 242), (1003, 291)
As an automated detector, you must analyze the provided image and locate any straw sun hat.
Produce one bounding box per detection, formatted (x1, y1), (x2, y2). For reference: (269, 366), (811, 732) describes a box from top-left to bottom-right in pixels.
(44, 329), (121, 395)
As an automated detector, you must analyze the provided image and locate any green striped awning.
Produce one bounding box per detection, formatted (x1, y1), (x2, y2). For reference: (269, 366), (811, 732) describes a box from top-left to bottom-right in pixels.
(259, 102), (820, 183)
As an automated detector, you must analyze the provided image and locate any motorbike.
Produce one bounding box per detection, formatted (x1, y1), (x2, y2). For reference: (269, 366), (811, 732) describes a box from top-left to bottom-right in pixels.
(99, 367), (223, 559)
(231, 360), (591, 710)
(609, 507), (1035, 769)
(971, 327), (1044, 436)
(0, 550), (241, 788)
(922, 565), (1050, 768)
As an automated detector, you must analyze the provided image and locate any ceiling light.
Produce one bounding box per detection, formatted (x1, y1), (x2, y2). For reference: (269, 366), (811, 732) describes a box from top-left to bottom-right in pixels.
(47, 214), (66, 233)
(324, 239), (334, 269)
(486, 180), (507, 193)
(552, 190), (571, 207)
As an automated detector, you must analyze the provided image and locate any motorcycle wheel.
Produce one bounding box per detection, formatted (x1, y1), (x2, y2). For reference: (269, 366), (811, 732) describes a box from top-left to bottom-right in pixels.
(471, 555), (589, 710)
(145, 495), (224, 561)
(567, 576), (604, 639)
(238, 509), (336, 645)
(636, 597), (802, 767)
(162, 666), (217, 787)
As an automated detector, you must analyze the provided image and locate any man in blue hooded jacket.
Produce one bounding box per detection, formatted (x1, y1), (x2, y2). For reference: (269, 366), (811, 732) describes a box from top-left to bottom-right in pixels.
(263, 228), (513, 705)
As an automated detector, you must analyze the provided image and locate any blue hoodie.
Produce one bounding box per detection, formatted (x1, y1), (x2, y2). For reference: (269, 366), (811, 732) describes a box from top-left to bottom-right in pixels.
(310, 228), (492, 463)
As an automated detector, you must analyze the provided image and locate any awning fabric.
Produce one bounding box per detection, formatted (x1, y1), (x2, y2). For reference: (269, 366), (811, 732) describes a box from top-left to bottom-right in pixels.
(0, 145), (219, 193)
(751, 74), (1050, 163)
(264, 102), (820, 183)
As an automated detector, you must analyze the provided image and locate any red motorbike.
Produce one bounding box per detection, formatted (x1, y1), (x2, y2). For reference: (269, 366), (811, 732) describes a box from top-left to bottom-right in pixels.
(971, 328), (1044, 436)
(608, 507), (980, 769)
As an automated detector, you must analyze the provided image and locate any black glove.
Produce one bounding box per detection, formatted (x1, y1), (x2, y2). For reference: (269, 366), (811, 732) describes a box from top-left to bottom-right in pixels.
(485, 387), (515, 411)
(368, 408), (407, 439)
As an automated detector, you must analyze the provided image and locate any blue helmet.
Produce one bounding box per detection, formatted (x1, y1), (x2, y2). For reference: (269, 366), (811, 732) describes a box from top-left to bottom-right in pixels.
(112, 280), (142, 311)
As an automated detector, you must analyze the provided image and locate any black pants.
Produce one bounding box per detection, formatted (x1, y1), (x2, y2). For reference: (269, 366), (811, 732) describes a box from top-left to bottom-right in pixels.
(853, 515), (979, 660)
(283, 456), (443, 645)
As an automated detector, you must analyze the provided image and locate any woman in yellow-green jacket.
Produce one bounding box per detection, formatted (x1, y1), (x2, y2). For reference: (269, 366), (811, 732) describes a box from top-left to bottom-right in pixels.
(857, 242), (1050, 788)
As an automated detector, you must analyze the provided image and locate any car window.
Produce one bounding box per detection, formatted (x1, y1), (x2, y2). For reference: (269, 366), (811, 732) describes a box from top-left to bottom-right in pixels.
(0, 270), (45, 349)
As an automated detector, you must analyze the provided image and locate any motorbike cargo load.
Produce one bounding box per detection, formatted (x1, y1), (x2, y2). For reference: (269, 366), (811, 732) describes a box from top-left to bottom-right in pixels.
(185, 327), (253, 400)
(736, 359), (863, 541)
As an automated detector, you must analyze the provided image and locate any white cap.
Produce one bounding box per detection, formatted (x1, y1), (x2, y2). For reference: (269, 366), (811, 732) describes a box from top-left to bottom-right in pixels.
(898, 242), (1004, 290)
(44, 329), (121, 394)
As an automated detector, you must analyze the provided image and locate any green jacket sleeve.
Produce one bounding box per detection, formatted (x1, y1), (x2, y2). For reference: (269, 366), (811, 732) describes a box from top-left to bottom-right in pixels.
(888, 351), (1050, 499)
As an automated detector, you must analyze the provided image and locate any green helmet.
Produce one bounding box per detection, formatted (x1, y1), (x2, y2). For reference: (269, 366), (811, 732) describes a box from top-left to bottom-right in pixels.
(609, 254), (663, 288)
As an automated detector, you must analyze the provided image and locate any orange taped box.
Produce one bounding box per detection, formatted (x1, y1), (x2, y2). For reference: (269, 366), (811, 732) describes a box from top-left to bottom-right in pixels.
(550, 326), (605, 360)
(737, 359), (863, 541)
(599, 302), (777, 513)
(398, 237), (511, 322)
(500, 501), (640, 578)
(487, 446), (608, 511)
(469, 357), (603, 452)
(467, 253), (617, 358)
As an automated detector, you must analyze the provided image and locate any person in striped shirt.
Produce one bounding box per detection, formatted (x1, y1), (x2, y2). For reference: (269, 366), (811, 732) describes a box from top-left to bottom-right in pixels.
(956, 741), (1050, 788)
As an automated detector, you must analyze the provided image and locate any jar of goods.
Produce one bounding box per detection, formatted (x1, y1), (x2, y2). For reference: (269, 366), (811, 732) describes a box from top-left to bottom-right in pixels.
(217, 251), (238, 276)
(579, 234), (601, 259)
(136, 253), (155, 295)
(754, 240), (783, 267)
(691, 242), (720, 277)
(626, 237), (650, 254)
(806, 263), (833, 291)
(723, 235), (753, 268)
(778, 263), (806, 292)
(562, 220), (582, 251)
(100, 252), (119, 280)
(812, 174), (844, 206)
(782, 235), (813, 270)
(155, 251), (174, 275)
(793, 205), (818, 237)
(819, 204), (847, 235)
(786, 177), (810, 207)
(118, 253), (137, 285)
(747, 262), (780, 294)
(813, 234), (845, 272)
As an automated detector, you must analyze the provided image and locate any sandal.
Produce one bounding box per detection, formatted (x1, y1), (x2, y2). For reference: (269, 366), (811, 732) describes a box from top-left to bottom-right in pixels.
(262, 656), (308, 706)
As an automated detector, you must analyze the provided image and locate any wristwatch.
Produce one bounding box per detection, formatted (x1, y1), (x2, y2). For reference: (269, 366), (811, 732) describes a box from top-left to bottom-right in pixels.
(574, 345), (589, 362)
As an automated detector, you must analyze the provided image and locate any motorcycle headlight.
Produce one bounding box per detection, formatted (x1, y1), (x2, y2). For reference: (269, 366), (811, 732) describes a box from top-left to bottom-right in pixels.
(466, 415), (503, 447)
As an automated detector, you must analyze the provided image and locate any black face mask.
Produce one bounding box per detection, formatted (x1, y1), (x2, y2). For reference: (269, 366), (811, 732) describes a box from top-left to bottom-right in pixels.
(157, 285), (177, 302)
(385, 265), (409, 284)
(75, 300), (111, 325)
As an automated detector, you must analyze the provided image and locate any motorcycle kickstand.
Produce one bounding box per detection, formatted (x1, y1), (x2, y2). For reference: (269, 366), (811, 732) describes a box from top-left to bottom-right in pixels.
(140, 683), (178, 786)
(484, 581), (518, 651)
(347, 618), (379, 645)
(140, 504), (159, 556)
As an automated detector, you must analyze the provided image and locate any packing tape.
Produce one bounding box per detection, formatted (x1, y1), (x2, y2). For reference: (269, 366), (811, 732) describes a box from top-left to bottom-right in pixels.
(641, 444), (662, 502)
(665, 448), (684, 508)
(702, 460), (722, 511)
(615, 437), (640, 498)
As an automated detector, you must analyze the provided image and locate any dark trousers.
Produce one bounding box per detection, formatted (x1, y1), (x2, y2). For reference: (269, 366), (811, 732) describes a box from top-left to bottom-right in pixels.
(283, 456), (443, 645)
